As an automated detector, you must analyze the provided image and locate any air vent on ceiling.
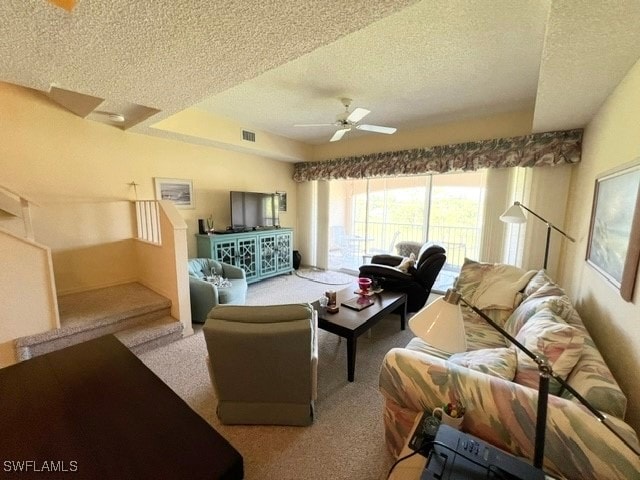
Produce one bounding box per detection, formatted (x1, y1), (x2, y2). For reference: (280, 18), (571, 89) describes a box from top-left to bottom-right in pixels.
(242, 130), (256, 142)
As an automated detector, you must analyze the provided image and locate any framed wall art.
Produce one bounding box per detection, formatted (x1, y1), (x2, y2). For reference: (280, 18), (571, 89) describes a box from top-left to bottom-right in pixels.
(276, 191), (287, 212)
(154, 178), (194, 209)
(586, 159), (640, 301)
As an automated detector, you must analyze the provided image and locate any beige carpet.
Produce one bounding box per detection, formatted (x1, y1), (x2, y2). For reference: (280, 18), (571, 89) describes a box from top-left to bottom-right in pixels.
(139, 273), (422, 480)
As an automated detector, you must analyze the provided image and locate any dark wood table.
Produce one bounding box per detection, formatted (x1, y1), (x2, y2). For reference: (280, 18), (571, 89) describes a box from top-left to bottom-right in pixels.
(313, 287), (407, 382)
(0, 335), (243, 480)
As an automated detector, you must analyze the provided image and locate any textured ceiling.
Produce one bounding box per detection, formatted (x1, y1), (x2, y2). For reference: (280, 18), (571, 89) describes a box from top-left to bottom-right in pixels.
(1, 0), (640, 156)
(196, 0), (550, 144)
(0, 0), (415, 123)
(532, 0), (640, 132)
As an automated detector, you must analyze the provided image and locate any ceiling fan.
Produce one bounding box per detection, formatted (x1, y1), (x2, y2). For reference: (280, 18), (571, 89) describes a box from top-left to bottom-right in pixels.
(294, 98), (397, 142)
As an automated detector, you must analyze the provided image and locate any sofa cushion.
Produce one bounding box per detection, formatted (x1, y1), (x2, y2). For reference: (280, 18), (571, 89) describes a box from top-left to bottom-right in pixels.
(449, 347), (517, 381)
(404, 336), (451, 360)
(461, 310), (510, 350)
(514, 308), (584, 394)
(562, 335), (628, 418)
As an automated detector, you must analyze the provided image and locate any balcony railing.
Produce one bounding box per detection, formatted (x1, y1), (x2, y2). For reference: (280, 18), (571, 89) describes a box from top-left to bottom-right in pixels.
(329, 221), (481, 290)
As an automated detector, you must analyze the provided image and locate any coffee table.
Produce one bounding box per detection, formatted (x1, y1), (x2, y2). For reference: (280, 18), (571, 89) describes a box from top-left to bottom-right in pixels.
(313, 287), (407, 382)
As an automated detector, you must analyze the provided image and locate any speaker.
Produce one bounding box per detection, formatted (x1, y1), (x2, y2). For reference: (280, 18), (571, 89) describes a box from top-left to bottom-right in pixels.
(292, 250), (301, 270)
(198, 219), (206, 234)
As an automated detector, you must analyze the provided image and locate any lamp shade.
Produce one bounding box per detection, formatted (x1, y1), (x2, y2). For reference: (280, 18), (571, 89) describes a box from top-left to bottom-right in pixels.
(500, 203), (527, 224)
(409, 294), (466, 354)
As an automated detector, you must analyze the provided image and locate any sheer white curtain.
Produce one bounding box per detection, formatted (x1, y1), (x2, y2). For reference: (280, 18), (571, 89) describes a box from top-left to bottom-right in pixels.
(484, 165), (573, 279)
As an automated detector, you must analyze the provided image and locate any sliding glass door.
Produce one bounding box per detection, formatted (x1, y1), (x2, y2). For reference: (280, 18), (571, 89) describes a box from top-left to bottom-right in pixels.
(328, 171), (486, 291)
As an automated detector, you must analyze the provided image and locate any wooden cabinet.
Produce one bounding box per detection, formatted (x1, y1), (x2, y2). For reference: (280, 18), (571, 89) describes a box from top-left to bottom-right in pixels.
(196, 229), (293, 284)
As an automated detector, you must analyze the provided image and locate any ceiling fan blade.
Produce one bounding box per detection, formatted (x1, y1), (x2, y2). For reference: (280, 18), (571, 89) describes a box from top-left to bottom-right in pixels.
(330, 128), (350, 142)
(346, 107), (370, 123)
(294, 123), (336, 127)
(356, 124), (397, 134)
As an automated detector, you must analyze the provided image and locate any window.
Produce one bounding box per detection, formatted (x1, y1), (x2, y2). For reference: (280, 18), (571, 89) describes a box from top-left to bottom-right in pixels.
(328, 171), (486, 291)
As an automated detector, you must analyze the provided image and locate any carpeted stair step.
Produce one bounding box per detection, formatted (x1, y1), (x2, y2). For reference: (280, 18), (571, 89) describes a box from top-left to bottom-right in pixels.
(115, 316), (183, 355)
(57, 282), (171, 328)
(15, 282), (176, 361)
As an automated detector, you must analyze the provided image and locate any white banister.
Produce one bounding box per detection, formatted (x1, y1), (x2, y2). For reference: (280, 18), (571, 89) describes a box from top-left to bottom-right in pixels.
(135, 200), (162, 245)
(0, 184), (37, 241)
(135, 200), (192, 336)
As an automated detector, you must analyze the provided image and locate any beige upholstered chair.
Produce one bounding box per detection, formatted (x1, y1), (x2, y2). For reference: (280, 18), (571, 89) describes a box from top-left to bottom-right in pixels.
(203, 303), (318, 426)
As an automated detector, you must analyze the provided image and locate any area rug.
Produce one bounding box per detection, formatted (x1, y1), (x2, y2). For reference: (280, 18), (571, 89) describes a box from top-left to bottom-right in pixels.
(294, 268), (356, 285)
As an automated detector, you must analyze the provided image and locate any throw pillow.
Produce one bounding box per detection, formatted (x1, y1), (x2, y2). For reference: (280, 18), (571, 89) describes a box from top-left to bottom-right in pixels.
(513, 308), (584, 395)
(523, 270), (558, 299)
(453, 258), (531, 327)
(206, 274), (232, 287)
(453, 258), (494, 300)
(469, 265), (535, 311)
(503, 283), (569, 338)
(543, 295), (583, 328)
(449, 347), (517, 381)
(397, 252), (416, 273)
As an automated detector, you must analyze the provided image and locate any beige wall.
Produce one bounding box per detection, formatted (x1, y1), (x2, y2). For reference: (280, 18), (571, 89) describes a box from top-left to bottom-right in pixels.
(0, 83), (298, 280)
(152, 107), (313, 163)
(559, 58), (640, 432)
(32, 201), (139, 294)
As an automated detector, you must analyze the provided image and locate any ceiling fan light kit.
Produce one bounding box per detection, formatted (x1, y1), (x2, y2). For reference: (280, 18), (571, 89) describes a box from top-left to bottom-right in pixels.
(295, 97), (397, 142)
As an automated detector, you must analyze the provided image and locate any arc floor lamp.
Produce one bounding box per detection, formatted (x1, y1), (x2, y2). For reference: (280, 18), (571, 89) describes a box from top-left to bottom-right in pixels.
(500, 201), (576, 269)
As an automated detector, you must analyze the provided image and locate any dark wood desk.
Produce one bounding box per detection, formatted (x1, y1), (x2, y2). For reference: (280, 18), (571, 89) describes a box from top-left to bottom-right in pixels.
(0, 335), (243, 479)
(313, 287), (407, 382)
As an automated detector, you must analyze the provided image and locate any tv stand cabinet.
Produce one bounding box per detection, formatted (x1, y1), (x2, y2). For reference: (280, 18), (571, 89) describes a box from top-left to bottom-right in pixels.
(196, 229), (293, 283)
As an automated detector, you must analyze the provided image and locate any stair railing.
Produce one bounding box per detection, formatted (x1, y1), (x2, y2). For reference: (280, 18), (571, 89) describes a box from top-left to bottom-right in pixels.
(0, 184), (38, 241)
(134, 200), (192, 336)
(135, 200), (162, 245)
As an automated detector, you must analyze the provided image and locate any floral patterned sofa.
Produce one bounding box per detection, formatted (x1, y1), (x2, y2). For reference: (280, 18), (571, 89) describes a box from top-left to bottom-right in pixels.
(379, 260), (640, 480)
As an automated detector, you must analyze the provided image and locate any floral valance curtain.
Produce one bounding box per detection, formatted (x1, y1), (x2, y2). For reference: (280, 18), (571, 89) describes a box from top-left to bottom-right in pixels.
(293, 128), (583, 182)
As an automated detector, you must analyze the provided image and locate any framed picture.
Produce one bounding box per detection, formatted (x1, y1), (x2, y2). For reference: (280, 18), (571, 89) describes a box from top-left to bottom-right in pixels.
(154, 178), (194, 209)
(276, 191), (287, 212)
(586, 159), (640, 301)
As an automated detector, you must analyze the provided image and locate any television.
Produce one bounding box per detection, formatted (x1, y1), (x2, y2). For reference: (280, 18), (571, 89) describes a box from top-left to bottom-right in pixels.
(230, 191), (279, 230)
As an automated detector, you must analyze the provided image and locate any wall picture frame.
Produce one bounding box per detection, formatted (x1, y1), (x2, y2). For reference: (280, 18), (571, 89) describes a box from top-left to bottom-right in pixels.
(586, 159), (640, 301)
(276, 191), (287, 212)
(154, 178), (194, 209)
